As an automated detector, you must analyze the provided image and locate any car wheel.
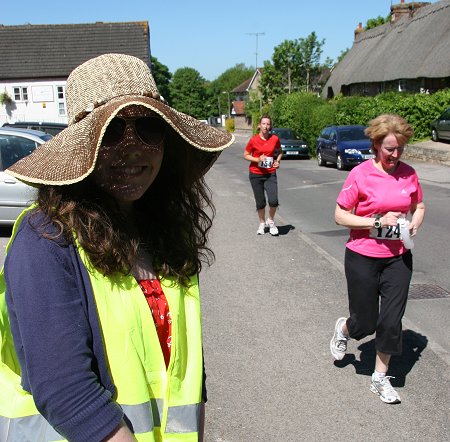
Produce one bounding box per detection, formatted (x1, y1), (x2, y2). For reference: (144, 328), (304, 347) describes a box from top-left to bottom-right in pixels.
(317, 150), (325, 166)
(431, 128), (439, 142)
(336, 154), (345, 170)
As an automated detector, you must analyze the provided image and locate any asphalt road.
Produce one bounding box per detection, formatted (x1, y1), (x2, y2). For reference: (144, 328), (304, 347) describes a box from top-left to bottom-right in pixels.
(200, 134), (450, 441)
(0, 134), (448, 441)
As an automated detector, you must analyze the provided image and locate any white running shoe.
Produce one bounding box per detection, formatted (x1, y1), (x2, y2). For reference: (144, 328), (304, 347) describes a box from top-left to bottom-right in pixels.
(370, 375), (401, 404)
(256, 222), (266, 235)
(330, 317), (348, 360)
(266, 219), (278, 236)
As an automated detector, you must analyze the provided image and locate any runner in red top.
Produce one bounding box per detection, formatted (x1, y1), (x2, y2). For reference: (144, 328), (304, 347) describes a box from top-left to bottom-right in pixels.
(244, 115), (282, 236)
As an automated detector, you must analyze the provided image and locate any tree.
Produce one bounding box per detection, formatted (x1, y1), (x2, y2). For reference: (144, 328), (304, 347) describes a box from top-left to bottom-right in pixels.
(206, 63), (254, 116)
(258, 60), (284, 102)
(298, 32), (325, 93)
(150, 56), (172, 104)
(273, 40), (303, 94)
(169, 67), (208, 119)
(337, 48), (350, 63)
(259, 32), (325, 102)
(365, 15), (390, 30)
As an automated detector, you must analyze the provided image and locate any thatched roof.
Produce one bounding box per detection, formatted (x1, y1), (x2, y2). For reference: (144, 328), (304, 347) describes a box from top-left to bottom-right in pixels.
(323, 0), (450, 97)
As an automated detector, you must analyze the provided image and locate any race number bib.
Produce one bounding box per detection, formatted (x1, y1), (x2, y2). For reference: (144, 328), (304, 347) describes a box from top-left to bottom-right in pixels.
(370, 225), (401, 240)
(258, 157), (274, 168)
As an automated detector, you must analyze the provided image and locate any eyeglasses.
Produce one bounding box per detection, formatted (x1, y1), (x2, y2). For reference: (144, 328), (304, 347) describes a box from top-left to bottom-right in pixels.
(102, 116), (166, 146)
(382, 146), (404, 154)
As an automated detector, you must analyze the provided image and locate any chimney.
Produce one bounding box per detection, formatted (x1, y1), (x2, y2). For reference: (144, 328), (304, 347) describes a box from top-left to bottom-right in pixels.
(354, 22), (363, 39)
(391, 2), (431, 22)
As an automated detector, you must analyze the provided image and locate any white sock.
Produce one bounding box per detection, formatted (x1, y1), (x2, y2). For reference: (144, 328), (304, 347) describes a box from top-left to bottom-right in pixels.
(373, 370), (386, 380)
(337, 322), (348, 340)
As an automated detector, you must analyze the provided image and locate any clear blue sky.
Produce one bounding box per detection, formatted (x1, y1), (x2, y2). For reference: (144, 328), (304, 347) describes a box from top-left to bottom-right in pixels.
(2, 0), (440, 81)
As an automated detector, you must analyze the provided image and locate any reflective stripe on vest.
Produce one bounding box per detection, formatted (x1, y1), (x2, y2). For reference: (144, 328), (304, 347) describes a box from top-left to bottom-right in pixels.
(0, 414), (63, 442)
(0, 207), (203, 441)
(0, 401), (201, 441)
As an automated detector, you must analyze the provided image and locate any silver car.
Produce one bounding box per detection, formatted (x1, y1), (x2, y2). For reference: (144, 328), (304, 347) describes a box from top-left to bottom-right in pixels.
(0, 127), (52, 225)
(431, 107), (450, 142)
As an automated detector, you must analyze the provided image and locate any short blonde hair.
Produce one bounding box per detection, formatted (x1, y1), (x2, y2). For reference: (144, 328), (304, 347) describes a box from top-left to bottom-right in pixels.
(364, 114), (414, 146)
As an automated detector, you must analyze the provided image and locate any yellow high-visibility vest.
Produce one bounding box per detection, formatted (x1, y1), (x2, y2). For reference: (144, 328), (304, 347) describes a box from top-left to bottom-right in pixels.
(0, 207), (203, 441)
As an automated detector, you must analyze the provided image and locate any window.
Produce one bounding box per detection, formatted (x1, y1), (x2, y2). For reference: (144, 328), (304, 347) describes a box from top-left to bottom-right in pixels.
(57, 86), (66, 116)
(329, 130), (337, 142)
(58, 102), (66, 116)
(321, 128), (331, 139)
(57, 86), (65, 99)
(0, 135), (37, 170)
(13, 87), (28, 101)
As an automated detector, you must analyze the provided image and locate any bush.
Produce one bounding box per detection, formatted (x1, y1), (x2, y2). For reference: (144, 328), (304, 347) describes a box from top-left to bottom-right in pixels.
(262, 88), (450, 152)
(225, 117), (235, 133)
(332, 89), (450, 141)
(0, 91), (12, 105)
(271, 92), (325, 155)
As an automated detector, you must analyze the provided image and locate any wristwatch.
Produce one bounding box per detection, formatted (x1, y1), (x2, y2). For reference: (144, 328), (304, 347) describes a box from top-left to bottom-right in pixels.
(373, 214), (382, 229)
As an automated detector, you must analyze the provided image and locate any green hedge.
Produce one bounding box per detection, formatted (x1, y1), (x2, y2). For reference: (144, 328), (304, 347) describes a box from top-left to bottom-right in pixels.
(262, 88), (450, 156)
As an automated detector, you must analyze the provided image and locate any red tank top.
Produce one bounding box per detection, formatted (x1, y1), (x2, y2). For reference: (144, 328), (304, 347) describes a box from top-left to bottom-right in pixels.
(138, 279), (172, 368)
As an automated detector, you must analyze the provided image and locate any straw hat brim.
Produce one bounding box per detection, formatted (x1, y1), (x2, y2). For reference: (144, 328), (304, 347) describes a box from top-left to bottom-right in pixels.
(6, 95), (234, 186)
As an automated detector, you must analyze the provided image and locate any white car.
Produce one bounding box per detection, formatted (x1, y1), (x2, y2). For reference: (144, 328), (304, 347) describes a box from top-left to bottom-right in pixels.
(0, 127), (52, 225)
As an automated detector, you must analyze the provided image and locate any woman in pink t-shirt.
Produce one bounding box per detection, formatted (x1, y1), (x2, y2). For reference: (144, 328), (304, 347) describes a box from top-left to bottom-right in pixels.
(330, 114), (426, 404)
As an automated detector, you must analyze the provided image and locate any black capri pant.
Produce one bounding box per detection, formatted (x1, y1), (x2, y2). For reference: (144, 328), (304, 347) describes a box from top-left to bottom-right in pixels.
(345, 248), (413, 355)
(249, 172), (279, 210)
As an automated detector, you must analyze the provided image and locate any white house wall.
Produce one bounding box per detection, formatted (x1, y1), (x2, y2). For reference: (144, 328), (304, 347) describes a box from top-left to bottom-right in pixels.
(0, 79), (68, 125)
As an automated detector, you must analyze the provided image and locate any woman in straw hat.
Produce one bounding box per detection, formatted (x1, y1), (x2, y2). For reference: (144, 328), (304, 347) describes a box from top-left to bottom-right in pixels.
(0, 54), (233, 441)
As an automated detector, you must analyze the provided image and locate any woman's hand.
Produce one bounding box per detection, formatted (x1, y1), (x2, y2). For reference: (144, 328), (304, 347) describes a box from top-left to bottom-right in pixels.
(102, 421), (137, 441)
(409, 201), (426, 236)
(409, 223), (419, 237)
(380, 211), (402, 227)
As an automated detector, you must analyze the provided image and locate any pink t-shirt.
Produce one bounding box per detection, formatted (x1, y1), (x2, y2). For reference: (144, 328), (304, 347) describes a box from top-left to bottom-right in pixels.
(336, 159), (423, 258)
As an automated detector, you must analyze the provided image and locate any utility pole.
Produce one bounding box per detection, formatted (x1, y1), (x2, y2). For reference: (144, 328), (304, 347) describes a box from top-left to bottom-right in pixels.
(246, 32), (265, 68)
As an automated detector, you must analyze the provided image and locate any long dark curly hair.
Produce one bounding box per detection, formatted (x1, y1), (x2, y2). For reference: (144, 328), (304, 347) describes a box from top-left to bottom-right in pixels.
(36, 129), (217, 286)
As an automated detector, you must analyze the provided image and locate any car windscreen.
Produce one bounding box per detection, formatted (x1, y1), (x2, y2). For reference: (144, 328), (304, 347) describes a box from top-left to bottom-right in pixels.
(339, 128), (368, 141)
(0, 135), (37, 170)
(274, 129), (295, 139)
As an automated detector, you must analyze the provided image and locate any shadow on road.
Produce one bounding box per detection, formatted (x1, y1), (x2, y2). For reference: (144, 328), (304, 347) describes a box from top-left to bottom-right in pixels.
(334, 329), (428, 387)
(277, 224), (295, 235)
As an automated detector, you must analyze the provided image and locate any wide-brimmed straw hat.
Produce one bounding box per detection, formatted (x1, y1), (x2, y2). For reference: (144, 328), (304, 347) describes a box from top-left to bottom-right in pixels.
(6, 53), (234, 185)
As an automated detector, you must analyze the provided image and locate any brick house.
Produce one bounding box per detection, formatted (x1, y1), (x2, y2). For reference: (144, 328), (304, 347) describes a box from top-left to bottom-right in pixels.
(0, 21), (150, 125)
(230, 68), (264, 130)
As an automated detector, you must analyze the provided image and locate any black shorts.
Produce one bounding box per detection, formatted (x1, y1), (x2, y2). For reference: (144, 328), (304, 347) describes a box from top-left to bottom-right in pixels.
(345, 248), (413, 355)
(249, 172), (279, 210)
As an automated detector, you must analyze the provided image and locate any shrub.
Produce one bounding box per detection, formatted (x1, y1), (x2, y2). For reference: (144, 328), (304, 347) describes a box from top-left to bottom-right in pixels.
(332, 90), (450, 141)
(262, 88), (450, 151)
(225, 117), (235, 133)
(0, 91), (13, 105)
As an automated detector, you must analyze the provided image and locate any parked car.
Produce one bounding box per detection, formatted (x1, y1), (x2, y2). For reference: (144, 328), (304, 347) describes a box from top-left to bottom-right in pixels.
(2, 121), (67, 136)
(431, 107), (450, 141)
(0, 127), (51, 225)
(271, 127), (309, 159)
(316, 125), (373, 170)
